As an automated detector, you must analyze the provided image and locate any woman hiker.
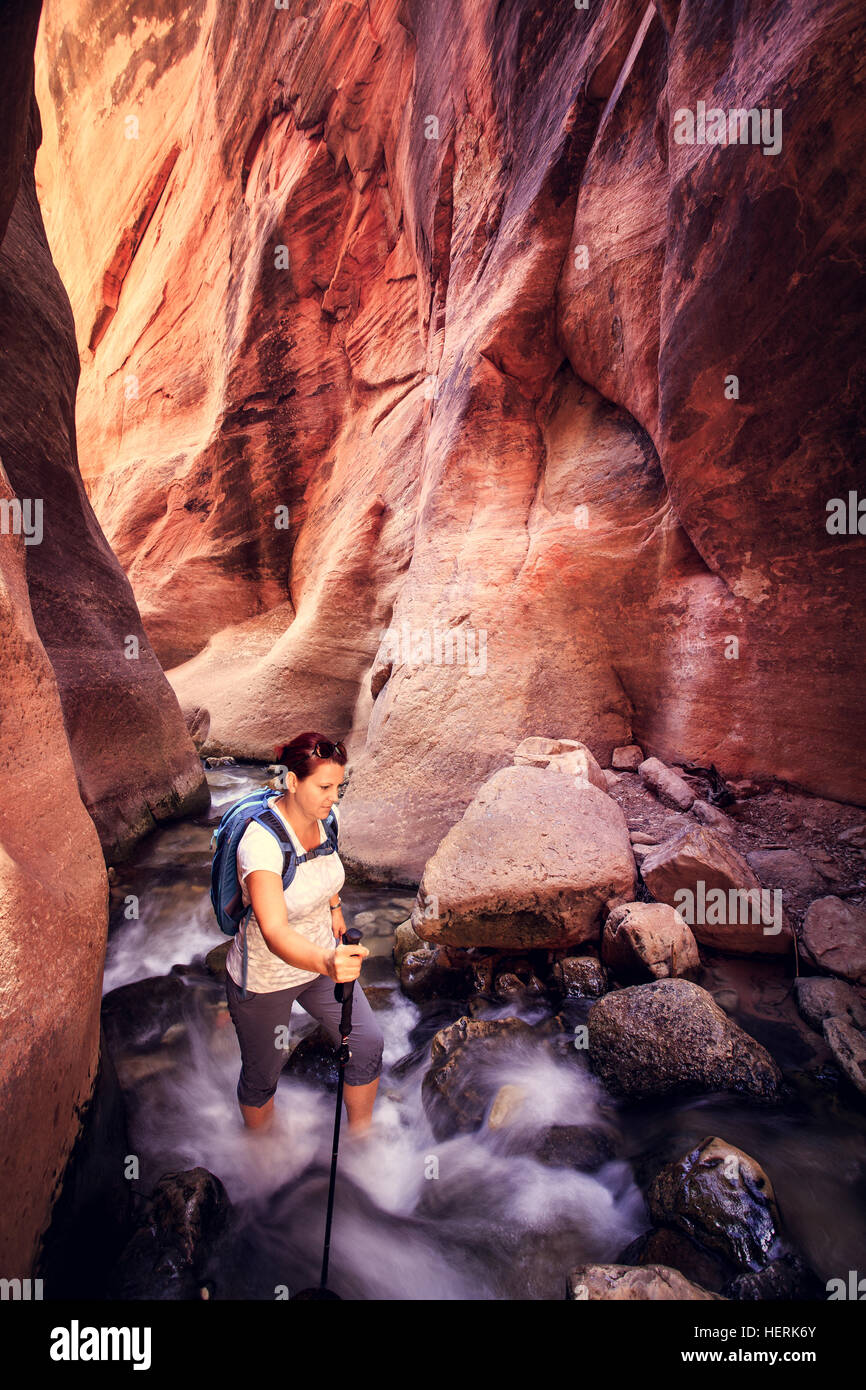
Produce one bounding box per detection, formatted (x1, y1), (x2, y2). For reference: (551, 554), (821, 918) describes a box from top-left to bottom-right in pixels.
(224, 732), (384, 1134)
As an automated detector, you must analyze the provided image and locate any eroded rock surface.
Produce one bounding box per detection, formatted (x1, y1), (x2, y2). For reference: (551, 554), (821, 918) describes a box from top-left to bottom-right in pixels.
(2, 90), (207, 862)
(0, 16), (207, 1274)
(32, 0), (866, 886)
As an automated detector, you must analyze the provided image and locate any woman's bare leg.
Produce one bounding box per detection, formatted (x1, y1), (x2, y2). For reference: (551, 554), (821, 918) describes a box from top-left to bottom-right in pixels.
(343, 1076), (380, 1133)
(239, 1095), (274, 1130)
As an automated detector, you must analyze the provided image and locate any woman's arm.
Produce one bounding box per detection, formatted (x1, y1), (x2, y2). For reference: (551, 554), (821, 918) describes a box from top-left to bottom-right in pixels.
(330, 896), (345, 939)
(245, 870), (365, 982)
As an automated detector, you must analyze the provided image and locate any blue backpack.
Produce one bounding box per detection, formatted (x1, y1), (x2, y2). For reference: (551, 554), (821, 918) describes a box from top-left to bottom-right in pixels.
(209, 786), (339, 996)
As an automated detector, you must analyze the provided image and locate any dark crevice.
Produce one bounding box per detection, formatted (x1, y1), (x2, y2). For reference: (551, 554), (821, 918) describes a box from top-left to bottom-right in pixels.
(240, 109), (269, 193)
(88, 142), (181, 351)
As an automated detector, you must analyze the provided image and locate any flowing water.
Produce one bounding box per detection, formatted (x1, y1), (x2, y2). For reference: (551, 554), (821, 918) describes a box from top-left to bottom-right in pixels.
(102, 765), (866, 1300)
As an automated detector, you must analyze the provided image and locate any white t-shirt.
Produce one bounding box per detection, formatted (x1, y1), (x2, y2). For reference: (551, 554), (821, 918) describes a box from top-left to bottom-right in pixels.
(225, 797), (345, 993)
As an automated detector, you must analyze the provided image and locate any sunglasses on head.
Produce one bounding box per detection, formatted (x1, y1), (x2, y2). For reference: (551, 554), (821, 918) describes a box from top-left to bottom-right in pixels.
(312, 738), (346, 760)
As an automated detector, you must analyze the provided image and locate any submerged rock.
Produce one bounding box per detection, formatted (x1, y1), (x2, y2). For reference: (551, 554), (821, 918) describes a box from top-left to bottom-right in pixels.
(724, 1252), (825, 1301)
(823, 1017), (866, 1097)
(422, 1016), (534, 1140)
(793, 976), (866, 1033)
(398, 945), (473, 1002)
(587, 979), (782, 1101)
(149, 1169), (231, 1267)
(486, 1083), (529, 1129)
(361, 985), (396, 1012)
(486, 1084), (617, 1172)
(285, 1027), (339, 1091)
(548, 955), (608, 998)
(566, 1264), (723, 1300)
(647, 1137), (781, 1270)
(107, 1167), (231, 1299)
(101, 976), (194, 1053)
(534, 1124), (616, 1173)
(617, 1226), (730, 1294)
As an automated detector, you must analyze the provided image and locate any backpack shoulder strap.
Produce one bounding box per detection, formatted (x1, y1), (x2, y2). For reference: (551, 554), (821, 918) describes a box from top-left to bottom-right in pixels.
(250, 806), (297, 886)
(322, 802), (339, 849)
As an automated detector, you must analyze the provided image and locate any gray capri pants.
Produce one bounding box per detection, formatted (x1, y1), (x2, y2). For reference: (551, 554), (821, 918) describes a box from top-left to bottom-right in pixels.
(226, 968), (385, 1107)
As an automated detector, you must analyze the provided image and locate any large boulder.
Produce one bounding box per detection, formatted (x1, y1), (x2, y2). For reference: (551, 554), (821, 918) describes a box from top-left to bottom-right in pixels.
(0, 457), (108, 1274)
(601, 901), (700, 981)
(411, 766), (635, 950)
(587, 979), (782, 1102)
(640, 825), (792, 955)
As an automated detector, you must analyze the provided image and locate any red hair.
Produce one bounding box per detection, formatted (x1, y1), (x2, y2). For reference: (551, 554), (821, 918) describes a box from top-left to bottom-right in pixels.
(272, 731), (347, 783)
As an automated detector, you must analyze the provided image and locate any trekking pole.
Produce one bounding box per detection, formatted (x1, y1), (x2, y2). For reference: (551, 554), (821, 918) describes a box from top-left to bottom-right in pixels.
(291, 926), (363, 1301)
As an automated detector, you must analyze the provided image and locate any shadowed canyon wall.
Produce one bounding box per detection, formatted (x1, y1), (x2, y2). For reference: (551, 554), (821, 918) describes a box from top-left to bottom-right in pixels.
(0, 4), (208, 1272)
(34, 0), (866, 882)
(0, 47), (209, 868)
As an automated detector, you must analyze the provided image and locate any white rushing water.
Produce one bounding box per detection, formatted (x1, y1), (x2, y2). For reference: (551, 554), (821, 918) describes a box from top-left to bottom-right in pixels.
(102, 764), (866, 1298)
(101, 764), (648, 1298)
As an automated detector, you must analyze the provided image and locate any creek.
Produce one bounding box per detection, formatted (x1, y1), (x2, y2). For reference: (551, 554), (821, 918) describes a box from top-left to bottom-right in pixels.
(102, 765), (866, 1300)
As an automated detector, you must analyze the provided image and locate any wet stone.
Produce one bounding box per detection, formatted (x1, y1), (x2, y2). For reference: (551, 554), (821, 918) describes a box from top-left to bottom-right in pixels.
(647, 1137), (781, 1271)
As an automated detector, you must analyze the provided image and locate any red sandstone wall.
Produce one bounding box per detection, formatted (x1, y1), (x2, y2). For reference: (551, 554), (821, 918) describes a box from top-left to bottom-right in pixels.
(33, 0), (866, 884)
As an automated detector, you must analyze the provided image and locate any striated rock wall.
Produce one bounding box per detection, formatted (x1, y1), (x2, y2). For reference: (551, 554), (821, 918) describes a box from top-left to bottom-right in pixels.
(34, 0), (866, 882)
(0, 4), (207, 1273)
(0, 447), (105, 1277)
(0, 3), (104, 1272)
(2, 95), (208, 862)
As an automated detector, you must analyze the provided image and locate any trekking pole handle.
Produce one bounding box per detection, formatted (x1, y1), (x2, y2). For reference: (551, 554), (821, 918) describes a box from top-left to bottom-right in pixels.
(335, 927), (363, 1026)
